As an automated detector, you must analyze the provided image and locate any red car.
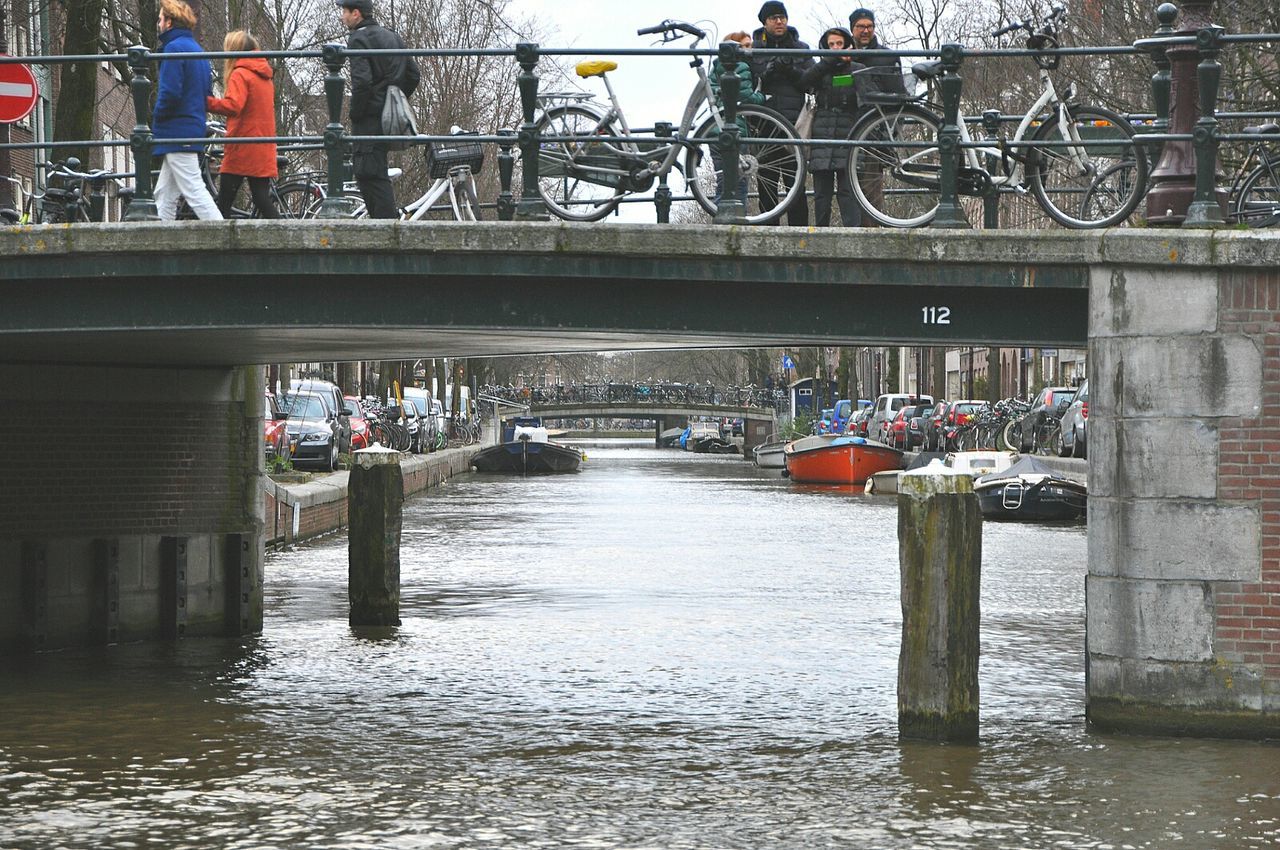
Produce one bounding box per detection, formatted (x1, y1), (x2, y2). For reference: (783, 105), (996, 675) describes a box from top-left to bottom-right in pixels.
(887, 405), (920, 450)
(265, 391), (289, 463)
(344, 395), (371, 452)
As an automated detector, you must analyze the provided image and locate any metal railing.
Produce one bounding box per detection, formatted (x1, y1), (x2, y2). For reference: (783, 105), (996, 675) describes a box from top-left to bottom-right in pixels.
(1, 1), (1277, 229)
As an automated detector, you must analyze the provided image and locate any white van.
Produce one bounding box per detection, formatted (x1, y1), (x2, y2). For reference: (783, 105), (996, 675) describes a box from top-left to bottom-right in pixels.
(870, 393), (934, 444)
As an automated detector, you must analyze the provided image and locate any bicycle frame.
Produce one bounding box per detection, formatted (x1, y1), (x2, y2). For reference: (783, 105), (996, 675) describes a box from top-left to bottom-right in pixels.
(401, 166), (477, 222)
(958, 66), (1073, 188)
(545, 37), (719, 186)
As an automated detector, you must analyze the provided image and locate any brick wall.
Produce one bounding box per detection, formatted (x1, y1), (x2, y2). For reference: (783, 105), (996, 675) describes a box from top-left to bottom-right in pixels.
(1217, 270), (1280, 683)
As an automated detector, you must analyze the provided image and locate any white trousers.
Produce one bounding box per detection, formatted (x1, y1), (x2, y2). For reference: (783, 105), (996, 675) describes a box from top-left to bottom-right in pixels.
(154, 152), (223, 221)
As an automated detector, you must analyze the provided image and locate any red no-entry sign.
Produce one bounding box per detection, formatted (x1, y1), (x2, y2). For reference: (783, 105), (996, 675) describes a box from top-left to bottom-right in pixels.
(0, 57), (39, 124)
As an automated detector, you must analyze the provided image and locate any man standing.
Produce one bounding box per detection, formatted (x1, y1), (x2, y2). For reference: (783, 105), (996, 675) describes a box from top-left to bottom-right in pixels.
(751, 2), (812, 226)
(152, 0), (222, 220)
(336, 0), (420, 219)
(848, 8), (905, 224)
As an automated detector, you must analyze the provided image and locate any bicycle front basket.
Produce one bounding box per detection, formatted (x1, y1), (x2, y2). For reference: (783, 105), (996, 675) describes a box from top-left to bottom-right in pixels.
(426, 133), (485, 178)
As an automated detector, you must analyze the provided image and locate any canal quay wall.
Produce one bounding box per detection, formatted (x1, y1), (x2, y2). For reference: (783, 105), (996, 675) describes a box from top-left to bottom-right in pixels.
(264, 446), (480, 548)
(1087, 233), (1280, 739)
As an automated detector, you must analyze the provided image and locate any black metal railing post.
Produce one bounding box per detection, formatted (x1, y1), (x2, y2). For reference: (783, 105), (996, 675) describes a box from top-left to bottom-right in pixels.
(1146, 3), (1179, 160)
(496, 128), (517, 221)
(315, 42), (356, 219)
(933, 43), (969, 229)
(713, 41), (746, 225)
(981, 108), (1001, 229)
(515, 42), (549, 221)
(653, 121), (673, 223)
(123, 45), (158, 221)
(1183, 24), (1228, 226)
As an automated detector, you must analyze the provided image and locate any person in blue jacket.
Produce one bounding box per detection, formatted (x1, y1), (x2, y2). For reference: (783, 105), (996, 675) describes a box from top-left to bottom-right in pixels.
(152, 0), (222, 220)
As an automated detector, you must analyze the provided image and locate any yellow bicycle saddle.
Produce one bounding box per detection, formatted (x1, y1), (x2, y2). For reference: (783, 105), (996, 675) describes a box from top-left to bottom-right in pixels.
(575, 60), (618, 78)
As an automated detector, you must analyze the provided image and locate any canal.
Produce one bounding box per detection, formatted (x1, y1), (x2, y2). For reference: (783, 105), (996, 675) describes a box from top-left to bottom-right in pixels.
(1, 441), (1277, 848)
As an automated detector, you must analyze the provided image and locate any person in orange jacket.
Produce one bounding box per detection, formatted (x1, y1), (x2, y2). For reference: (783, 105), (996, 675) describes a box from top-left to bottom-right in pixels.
(206, 31), (279, 217)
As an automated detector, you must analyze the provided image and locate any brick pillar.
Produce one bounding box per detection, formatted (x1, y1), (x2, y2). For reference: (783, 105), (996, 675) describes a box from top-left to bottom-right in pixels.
(1087, 235), (1279, 738)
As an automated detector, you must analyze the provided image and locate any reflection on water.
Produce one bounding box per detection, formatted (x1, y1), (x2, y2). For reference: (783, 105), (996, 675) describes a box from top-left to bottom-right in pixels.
(2, 442), (1277, 848)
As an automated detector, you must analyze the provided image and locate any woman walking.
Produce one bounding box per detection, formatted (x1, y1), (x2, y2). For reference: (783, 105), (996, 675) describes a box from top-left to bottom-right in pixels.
(206, 31), (279, 218)
(800, 27), (862, 227)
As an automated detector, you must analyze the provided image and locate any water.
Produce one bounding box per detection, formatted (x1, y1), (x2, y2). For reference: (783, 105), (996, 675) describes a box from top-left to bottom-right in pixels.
(2, 441), (1277, 849)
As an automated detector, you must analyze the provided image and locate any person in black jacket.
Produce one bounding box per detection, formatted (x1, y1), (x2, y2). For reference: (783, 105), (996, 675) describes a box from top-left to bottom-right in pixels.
(848, 8), (905, 224)
(800, 27), (861, 227)
(337, 0), (421, 218)
(750, 2), (813, 226)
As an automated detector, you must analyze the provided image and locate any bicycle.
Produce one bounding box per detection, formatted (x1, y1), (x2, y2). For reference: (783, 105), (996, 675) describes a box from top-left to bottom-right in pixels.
(533, 19), (806, 223)
(24, 159), (119, 224)
(845, 4), (1148, 229)
(1, 175), (30, 224)
(178, 121), (296, 219)
(1226, 121), (1279, 227)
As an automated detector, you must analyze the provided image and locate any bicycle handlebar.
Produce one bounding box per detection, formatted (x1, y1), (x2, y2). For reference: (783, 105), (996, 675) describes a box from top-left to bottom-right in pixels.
(44, 161), (114, 182)
(637, 20), (706, 40)
(991, 20), (1024, 38)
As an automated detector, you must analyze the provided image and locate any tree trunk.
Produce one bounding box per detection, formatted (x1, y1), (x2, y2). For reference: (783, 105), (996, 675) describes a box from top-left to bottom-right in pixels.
(54, 0), (107, 167)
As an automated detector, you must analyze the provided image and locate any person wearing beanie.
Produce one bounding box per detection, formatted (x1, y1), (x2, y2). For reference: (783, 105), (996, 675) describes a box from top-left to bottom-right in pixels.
(800, 27), (862, 226)
(846, 6), (906, 226)
(750, 2), (813, 225)
(337, 0), (420, 218)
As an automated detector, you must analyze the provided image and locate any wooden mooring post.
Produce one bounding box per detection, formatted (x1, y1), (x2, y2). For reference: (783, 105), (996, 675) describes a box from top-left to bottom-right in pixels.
(348, 445), (404, 627)
(897, 462), (982, 742)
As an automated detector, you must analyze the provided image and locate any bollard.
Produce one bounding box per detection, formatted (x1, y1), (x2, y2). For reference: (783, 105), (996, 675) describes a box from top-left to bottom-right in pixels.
(348, 445), (404, 627)
(713, 40), (747, 225)
(1183, 24), (1228, 226)
(932, 44), (970, 229)
(496, 128), (517, 221)
(123, 45), (159, 221)
(315, 43), (357, 219)
(514, 42), (550, 221)
(897, 461), (981, 743)
(1145, 0), (1220, 225)
(653, 121), (674, 223)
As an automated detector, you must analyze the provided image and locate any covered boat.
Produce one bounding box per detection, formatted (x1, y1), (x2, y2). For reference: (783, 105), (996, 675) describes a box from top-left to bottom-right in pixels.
(973, 455), (1086, 521)
(471, 417), (584, 474)
(783, 434), (903, 485)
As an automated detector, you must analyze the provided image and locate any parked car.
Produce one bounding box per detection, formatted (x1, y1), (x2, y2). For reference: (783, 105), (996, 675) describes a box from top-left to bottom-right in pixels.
(1055, 379), (1089, 458)
(1016, 385), (1076, 452)
(939, 399), (985, 451)
(290, 379), (351, 454)
(849, 405), (875, 436)
(887, 405), (921, 450)
(923, 400), (949, 451)
(343, 395), (371, 452)
(279, 391), (341, 471)
(402, 387), (439, 453)
(430, 398), (448, 448)
(907, 404), (932, 450)
(265, 391), (289, 463)
(871, 393), (934, 444)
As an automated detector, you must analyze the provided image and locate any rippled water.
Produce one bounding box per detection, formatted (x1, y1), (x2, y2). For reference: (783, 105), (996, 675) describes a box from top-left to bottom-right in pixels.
(2, 442), (1277, 849)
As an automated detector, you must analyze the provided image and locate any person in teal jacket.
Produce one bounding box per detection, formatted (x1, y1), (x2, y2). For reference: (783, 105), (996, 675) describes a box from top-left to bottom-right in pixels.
(708, 31), (765, 208)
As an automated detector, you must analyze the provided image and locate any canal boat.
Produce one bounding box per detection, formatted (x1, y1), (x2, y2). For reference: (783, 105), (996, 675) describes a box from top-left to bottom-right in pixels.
(945, 450), (1017, 479)
(683, 421), (722, 452)
(471, 416), (584, 474)
(782, 434), (903, 485)
(972, 455), (1087, 521)
(752, 437), (787, 469)
(658, 427), (685, 447)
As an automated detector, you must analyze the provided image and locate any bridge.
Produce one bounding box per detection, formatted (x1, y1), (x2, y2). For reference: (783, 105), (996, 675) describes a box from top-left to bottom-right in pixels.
(527, 401), (779, 451)
(2, 222), (1279, 739)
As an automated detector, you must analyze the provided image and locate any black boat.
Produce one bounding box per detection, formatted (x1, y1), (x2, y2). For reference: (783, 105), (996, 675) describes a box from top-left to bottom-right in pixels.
(973, 455), (1086, 521)
(471, 416), (583, 474)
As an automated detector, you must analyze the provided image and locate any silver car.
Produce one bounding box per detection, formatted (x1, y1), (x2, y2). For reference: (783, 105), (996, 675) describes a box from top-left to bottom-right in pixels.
(1055, 379), (1089, 458)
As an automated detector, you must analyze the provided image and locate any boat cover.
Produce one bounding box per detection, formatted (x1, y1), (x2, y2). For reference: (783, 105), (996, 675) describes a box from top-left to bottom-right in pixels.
(975, 454), (1067, 485)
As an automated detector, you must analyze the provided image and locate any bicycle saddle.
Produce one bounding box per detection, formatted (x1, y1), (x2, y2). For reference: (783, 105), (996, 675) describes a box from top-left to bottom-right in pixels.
(576, 60), (618, 78)
(1243, 122), (1280, 136)
(912, 60), (943, 79)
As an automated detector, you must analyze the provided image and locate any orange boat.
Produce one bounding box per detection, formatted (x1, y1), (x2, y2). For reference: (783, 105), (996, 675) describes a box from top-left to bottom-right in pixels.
(783, 434), (904, 485)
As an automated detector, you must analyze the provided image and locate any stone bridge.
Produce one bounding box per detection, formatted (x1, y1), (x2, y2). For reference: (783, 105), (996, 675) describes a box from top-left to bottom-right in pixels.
(0, 221), (1277, 738)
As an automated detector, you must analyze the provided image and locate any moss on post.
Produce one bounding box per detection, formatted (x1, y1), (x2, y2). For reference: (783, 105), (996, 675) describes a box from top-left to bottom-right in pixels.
(348, 447), (404, 627)
(897, 463), (982, 742)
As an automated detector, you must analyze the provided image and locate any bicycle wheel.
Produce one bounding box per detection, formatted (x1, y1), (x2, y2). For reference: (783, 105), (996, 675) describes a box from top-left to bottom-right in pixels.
(686, 105), (807, 225)
(1000, 419), (1022, 453)
(535, 105), (625, 222)
(454, 172), (482, 222)
(1036, 420), (1060, 456)
(1028, 105), (1148, 228)
(276, 181), (326, 219)
(1233, 160), (1280, 228)
(847, 104), (943, 228)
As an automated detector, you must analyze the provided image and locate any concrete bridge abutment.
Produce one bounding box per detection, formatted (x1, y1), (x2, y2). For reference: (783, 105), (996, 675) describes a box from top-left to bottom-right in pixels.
(1087, 233), (1280, 738)
(0, 363), (265, 651)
